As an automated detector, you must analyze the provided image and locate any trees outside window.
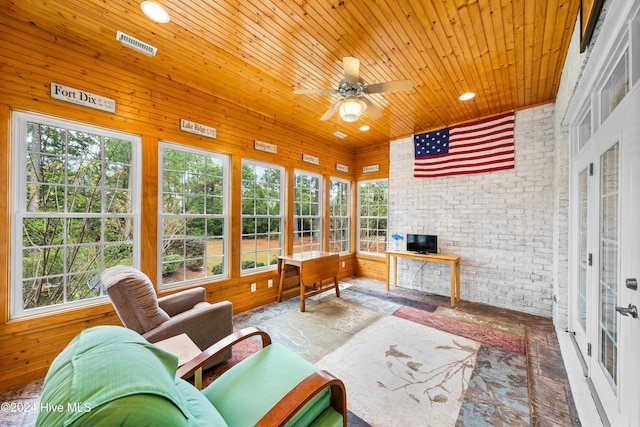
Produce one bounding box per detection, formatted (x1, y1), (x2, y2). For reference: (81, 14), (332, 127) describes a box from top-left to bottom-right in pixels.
(358, 179), (388, 255)
(329, 178), (350, 253)
(12, 113), (139, 317)
(159, 144), (228, 287)
(241, 160), (283, 272)
(293, 171), (322, 253)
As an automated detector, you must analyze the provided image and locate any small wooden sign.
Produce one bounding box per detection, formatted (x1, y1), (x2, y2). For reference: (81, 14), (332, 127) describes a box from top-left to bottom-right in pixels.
(363, 164), (380, 173)
(302, 153), (319, 165)
(336, 163), (349, 172)
(180, 119), (217, 139)
(50, 82), (116, 113)
(254, 140), (277, 154)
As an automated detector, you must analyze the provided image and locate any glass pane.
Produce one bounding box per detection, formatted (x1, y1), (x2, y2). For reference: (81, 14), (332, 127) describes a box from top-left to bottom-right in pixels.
(578, 168), (589, 330)
(105, 190), (132, 214)
(599, 143), (619, 386)
(105, 138), (132, 164)
(68, 218), (101, 244)
(578, 112), (591, 152)
(601, 51), (629, 123)
(105, 163), (131, 189)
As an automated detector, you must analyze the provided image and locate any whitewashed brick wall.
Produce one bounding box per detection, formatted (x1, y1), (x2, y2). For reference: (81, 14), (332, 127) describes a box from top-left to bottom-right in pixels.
(389, 104), (556, 317)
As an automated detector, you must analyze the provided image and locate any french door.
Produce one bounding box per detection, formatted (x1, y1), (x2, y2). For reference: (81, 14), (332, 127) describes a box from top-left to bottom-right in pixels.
(569, 84), (639, 426)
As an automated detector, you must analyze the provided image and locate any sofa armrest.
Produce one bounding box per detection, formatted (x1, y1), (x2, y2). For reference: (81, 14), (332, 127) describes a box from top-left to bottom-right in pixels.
(177, 327), (272, 379)
(255, 370), (347, 427)
(157, 287), (206, 316)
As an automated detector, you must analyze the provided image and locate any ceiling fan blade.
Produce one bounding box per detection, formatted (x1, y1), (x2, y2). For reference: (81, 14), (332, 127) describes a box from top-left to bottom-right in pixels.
(319, 103), (337, 121)
(343, 57), (360, 85)
(293, 88), (338, 95)
(365, 79), (413, 94)
(362, 98), (383, 120)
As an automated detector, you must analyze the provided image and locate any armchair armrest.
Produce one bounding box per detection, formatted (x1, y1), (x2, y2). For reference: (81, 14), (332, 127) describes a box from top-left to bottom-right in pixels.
(255, 370), (347, 427)
(157, 288), (206, 316)
(144, 301), (233, 351)
(177, 327), (272, 379)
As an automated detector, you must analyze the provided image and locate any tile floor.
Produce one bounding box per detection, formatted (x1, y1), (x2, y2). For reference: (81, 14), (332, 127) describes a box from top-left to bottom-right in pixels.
(0, 278), (591, 426)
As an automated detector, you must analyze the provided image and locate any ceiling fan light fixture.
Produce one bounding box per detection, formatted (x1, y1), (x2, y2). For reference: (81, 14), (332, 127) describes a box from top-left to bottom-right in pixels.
(338, 97), (366, 122)
(140, 1), (170, 23)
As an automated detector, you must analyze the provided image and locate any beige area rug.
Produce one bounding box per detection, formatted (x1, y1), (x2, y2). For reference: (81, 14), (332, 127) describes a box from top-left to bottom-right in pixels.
(315, 315), (480, 427)
(243, 297), (386, 363)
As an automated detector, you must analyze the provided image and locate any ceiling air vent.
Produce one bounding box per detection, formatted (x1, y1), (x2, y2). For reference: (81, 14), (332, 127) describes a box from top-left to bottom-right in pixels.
(116, 31), (158, 56)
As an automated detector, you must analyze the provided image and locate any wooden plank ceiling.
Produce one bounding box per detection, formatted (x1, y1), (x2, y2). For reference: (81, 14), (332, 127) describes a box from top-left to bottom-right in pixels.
(5, 0), (580, 151)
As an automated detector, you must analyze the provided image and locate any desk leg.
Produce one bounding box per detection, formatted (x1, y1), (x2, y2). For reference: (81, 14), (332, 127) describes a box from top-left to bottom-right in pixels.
(300, 283), (305, 312)
(449, 261), (455, 307)
(455, 260), (461, 302)
(386, 253), (391, 291)
(277, 259), (285, 302)
(393, 255), (398, 288)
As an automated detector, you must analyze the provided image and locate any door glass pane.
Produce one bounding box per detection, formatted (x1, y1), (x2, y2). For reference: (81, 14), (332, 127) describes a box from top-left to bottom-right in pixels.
(578, 168), (589, 330)
(599, 142), (619, 386)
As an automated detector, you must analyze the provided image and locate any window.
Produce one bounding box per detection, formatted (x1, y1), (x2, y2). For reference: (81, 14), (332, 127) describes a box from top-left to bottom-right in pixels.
(159, 143), (228, 287)
(241, 160), (283, 272)
(358, 179), (388, 255)
(11, 113), (139, 317)
(601, 50), (629, 123)
(293, 171), (322, 253)
(577, 110), (591, 153)
(329, 178), (350, 253)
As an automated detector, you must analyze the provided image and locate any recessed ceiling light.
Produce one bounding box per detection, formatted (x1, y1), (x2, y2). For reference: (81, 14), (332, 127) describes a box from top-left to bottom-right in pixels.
(359, 125), (370, 131)
(458, 92), (476, 101)
(333, 131), (347, 139)
(140, 1), (170, 23)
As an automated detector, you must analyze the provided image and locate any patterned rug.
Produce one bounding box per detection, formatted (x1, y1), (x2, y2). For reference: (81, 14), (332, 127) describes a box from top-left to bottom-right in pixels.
(316, 315), (479, 426)
(201, 282), (529, 426)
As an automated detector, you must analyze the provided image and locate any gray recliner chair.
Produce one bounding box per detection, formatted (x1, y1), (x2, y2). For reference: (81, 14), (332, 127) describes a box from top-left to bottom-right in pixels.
(101, 265), (233, 368)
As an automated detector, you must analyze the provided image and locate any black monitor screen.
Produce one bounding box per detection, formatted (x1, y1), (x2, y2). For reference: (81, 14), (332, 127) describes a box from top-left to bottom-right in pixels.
(406, 234), (437, 254)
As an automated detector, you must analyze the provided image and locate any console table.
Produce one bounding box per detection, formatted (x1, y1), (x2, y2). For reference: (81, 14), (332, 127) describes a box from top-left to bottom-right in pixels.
(277, 251), (340, 312)
(385, 250), (461, 307)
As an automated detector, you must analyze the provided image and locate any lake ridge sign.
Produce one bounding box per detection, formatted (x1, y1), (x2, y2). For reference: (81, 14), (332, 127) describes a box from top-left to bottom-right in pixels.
(50, 83), (116, 113)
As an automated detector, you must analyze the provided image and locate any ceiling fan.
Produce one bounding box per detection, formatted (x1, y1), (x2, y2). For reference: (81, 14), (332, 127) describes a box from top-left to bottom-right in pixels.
(293, 57), (413, 122)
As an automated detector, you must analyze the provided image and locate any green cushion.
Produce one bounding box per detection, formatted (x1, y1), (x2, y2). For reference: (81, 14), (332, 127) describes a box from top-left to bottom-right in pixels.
(36, 326), (224, 427)
(285, 386), (331, 427)
(176, 379), (227, 427)
(202, 343), (335, 426)
(65, 394), (191, 426)
(309, 408), (344, 427)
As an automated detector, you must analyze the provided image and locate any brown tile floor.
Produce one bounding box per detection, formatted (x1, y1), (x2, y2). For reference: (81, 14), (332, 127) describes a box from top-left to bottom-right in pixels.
(0, 279), (583, 426)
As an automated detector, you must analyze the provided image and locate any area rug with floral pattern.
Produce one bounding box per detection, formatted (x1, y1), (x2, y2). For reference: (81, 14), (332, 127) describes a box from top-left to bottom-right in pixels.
(201, 282), (529, 426)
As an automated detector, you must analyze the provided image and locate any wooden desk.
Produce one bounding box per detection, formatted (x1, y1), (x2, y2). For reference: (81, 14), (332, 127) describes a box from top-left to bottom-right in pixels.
(385, 250), (461, 307)
(154, 333), (204, 389)
(277, 251), (340, 312)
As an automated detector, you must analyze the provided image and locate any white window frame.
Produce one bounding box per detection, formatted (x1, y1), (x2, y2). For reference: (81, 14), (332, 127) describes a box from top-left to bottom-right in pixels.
(357, 179), (388, 256)
(293, 170), (322, 253)
(329, 177), (350, 254)
(240, 159), (284, 273)
(158, 142), (229, 288)
(11, 112), (140, 318)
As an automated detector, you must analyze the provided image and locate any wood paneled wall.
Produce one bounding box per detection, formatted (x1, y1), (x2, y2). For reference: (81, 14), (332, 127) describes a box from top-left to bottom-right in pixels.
(0, 18), (383, 392)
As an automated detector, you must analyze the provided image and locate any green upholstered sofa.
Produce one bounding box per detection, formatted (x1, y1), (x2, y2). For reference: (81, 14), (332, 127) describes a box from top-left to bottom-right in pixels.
(36, 325), (346, 426)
